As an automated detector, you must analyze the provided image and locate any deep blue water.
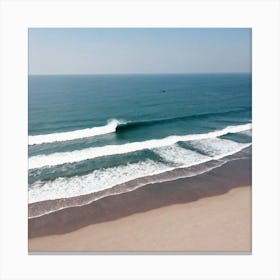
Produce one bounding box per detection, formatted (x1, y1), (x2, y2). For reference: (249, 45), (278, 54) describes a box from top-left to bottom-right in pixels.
(28, 73), (252, 205)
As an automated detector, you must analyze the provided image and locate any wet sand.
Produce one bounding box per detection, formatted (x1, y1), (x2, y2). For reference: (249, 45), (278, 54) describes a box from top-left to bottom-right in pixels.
(29, 157), (251, 252)
(29, 186), (251, 252)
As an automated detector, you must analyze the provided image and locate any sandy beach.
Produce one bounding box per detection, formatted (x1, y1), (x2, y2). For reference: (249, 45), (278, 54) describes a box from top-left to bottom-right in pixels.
(27, 28), (252, 254)
(29, 157), (251, 252)
(29, 186), (251, 252)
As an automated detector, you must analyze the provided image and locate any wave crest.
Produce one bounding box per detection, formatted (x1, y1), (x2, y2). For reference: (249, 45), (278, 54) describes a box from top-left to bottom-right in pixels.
(29, 123), (252, 169)
(28, 119), (120, 145)
(29, 108), (251, 146)
(116, 108), (250, 132)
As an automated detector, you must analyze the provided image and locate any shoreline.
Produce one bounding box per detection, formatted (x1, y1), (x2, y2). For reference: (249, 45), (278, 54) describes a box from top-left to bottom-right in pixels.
(29, 186), (251, 252)
(29, 156), (251, 243)
(29, 146), (252, 218)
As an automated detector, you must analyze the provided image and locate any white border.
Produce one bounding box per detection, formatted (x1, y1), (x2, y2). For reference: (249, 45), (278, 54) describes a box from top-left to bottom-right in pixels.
(0, 0), (279, 279)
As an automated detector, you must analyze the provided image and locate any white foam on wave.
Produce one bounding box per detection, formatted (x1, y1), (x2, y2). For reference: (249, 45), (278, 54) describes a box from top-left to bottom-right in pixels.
(239, 129), (252, 137)
(28, 119), (120, 145)
(28, 160), (170, 203)
(188, 137), (251, 159)
(29, 123), (252, 169)
(153, 144), (210, 166)
(28, 140), (251, 205)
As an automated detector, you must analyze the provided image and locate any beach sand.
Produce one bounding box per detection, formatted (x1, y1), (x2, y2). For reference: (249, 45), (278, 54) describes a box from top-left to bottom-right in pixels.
(29, 186), (251, 252)
(29, 157), (251, 252)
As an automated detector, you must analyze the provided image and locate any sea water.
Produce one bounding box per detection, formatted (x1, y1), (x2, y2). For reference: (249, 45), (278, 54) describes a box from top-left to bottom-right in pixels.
(28, 73), (252, 205)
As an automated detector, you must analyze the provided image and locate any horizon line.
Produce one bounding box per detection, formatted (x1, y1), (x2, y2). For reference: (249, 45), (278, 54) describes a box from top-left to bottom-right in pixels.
(28, 71), (252, 76)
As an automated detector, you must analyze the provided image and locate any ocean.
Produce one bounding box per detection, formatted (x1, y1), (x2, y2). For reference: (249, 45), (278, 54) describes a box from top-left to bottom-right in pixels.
(28, 73), (252, 216)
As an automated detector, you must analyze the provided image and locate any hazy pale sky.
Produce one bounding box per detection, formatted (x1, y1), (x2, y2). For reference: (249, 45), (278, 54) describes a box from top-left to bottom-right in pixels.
(29, 28), (251, 75)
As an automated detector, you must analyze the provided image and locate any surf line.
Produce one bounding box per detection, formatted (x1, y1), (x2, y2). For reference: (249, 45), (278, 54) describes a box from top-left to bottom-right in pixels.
(29, 123), (252, 169)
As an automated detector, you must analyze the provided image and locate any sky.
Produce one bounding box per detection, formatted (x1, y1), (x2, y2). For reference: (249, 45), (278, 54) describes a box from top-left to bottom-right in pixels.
(29, 28), (251, 75)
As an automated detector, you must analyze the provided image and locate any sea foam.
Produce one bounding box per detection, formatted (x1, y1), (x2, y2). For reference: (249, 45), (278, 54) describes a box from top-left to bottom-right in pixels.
(28, 119), (120, 145)
(153, 144), (210, 166)
(187, 137), (249, 159)
(28, 159), (170, 203)
(28, 140), (251, 204)
(29, 108), (251, 146)
(29, 123), (251, 169)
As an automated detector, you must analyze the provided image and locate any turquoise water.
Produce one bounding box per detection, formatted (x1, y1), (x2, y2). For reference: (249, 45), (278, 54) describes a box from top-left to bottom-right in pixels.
(28, 73), (252, 205)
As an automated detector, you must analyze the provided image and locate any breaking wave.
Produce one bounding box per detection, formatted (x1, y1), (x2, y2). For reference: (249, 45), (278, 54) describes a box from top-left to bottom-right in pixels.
(29, 123), (251, 169)
(28, 119), (121, 145)
(29, 107), (251, 146)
